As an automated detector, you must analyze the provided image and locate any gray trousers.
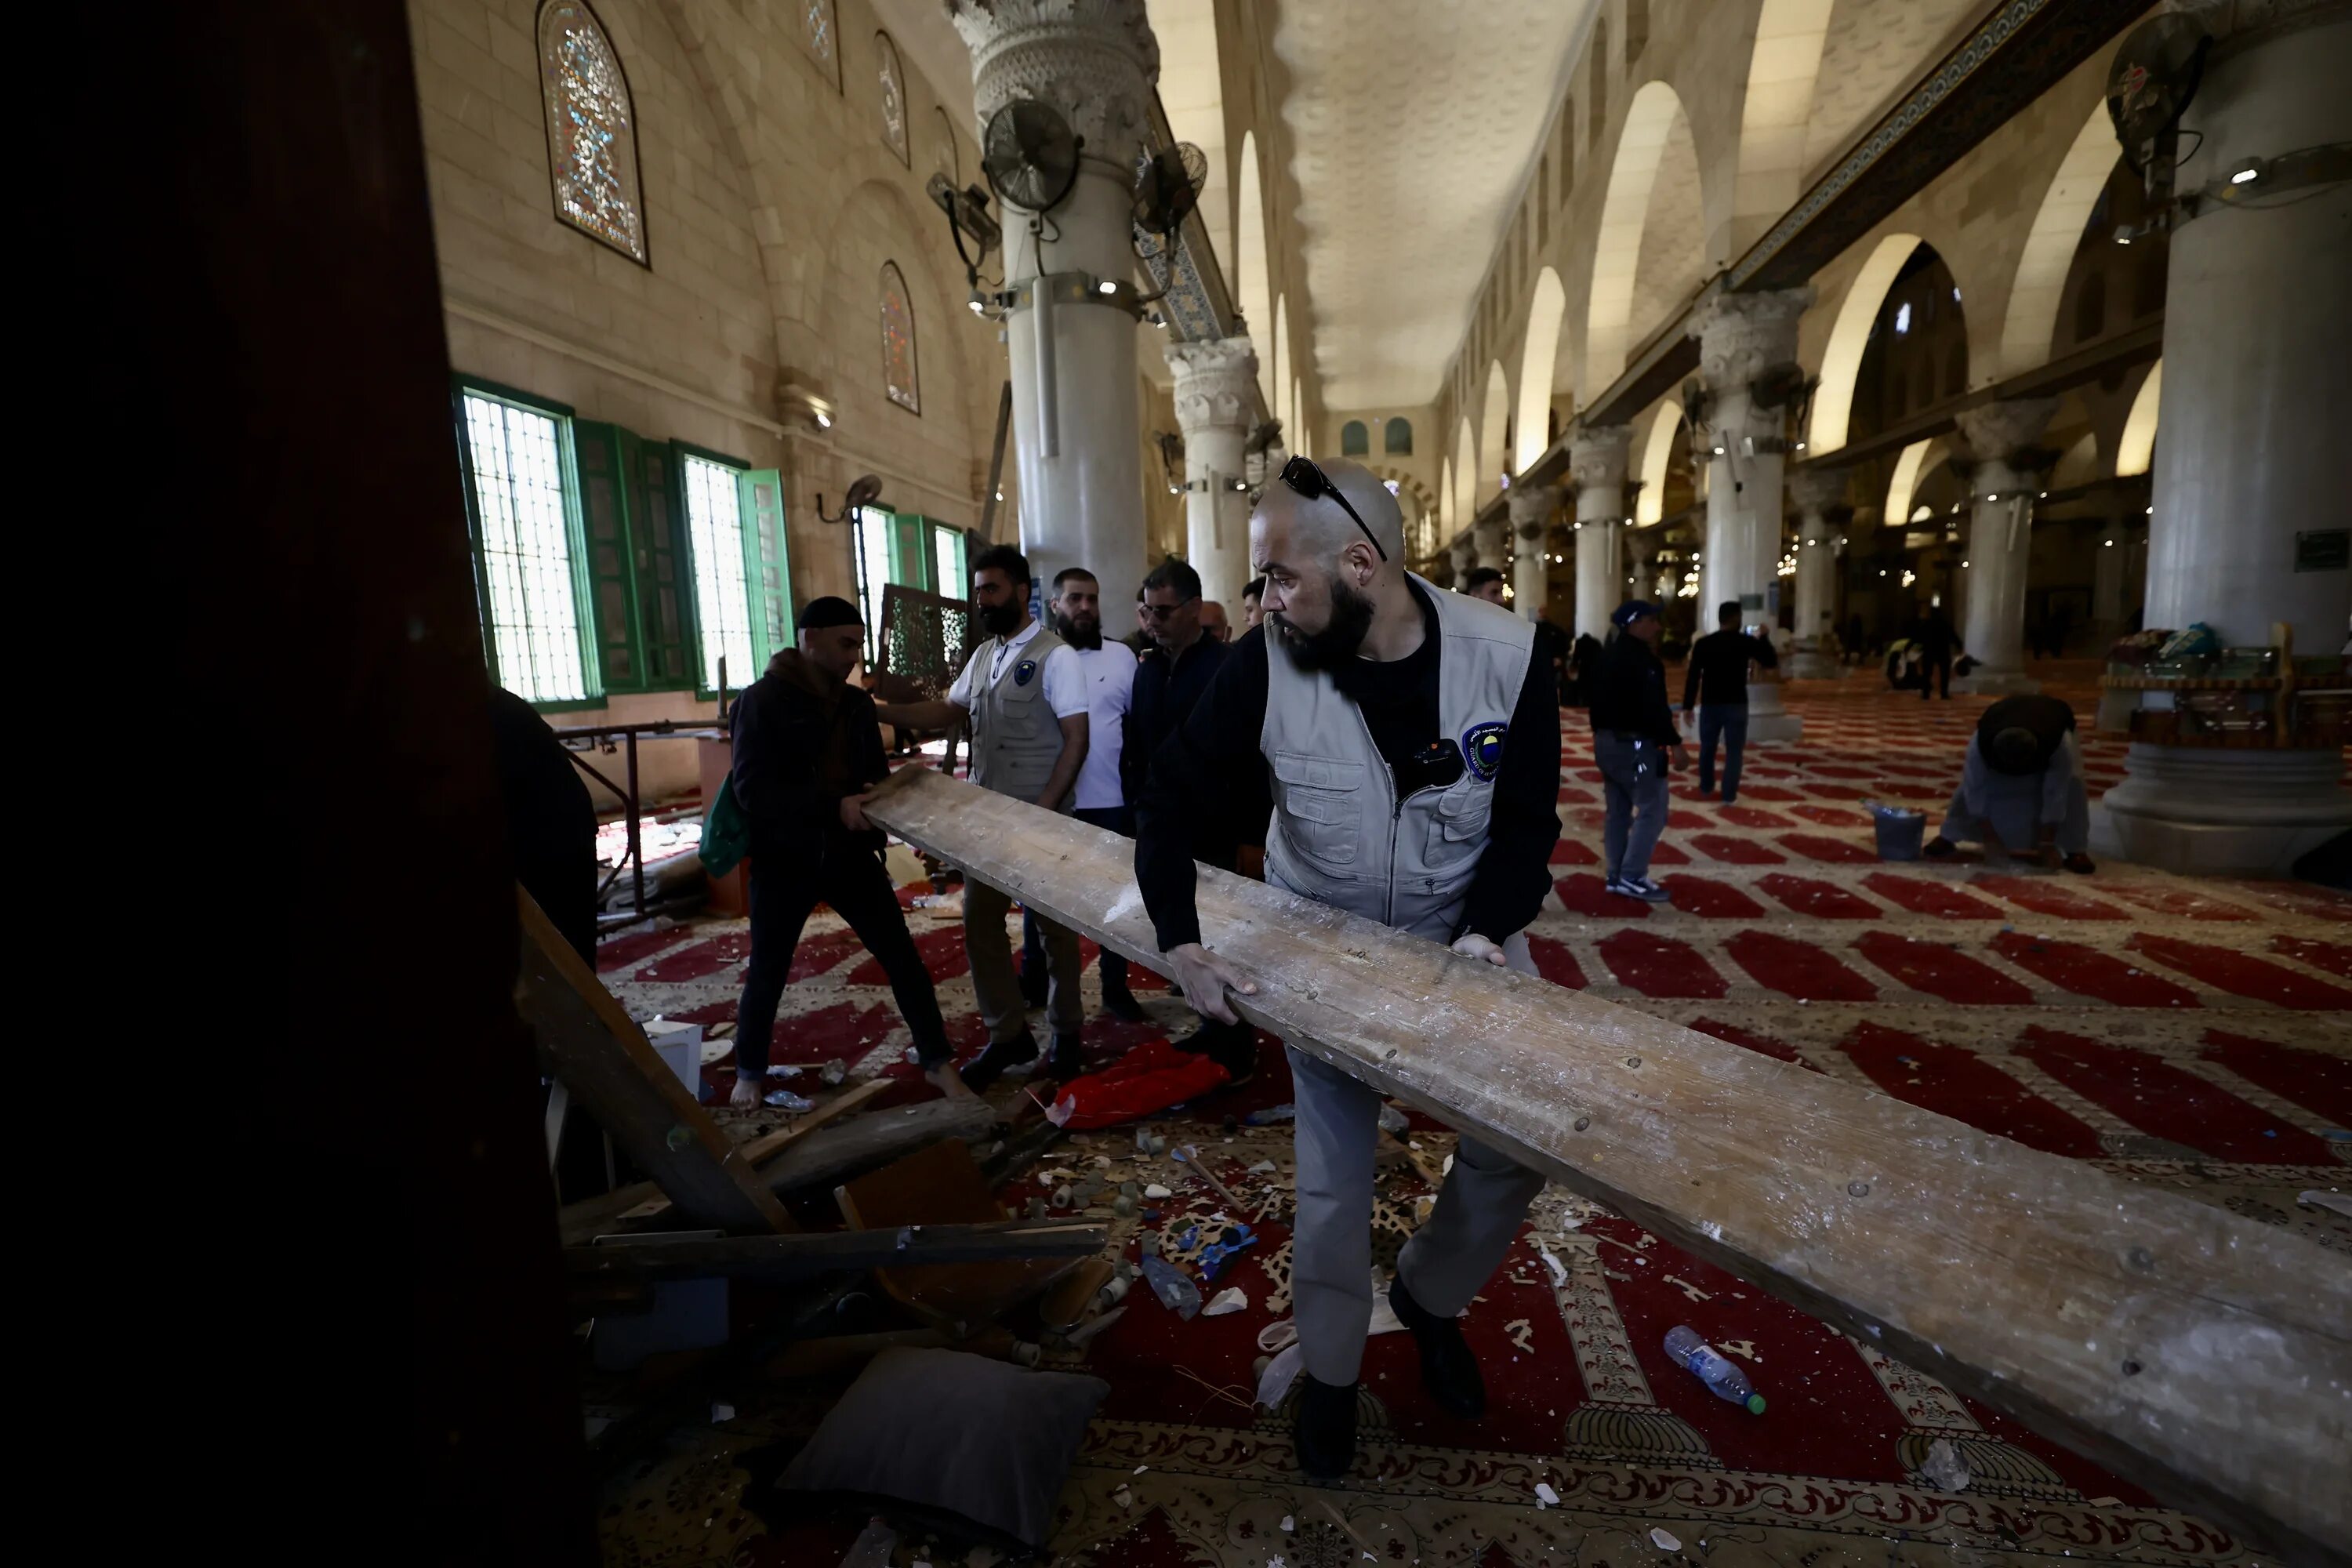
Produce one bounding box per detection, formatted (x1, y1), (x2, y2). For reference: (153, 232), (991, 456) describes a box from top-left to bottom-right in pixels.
(964, 878), (1081, 1043)
(1595, 731), (1671, 880)
(1289, 931), (1549, 1387)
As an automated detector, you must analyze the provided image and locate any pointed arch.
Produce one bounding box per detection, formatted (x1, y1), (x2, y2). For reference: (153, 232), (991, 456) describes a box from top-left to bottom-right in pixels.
(2116, 361), (2161, 477)
(1515, 267), (1569, 470)
(1440, 456), (1457, 535)
(1236, 133), (1273, 405)
(1477, 361), (1511, 509)
(873, 31), (909, 164)
(1454, 416), (1476, 526)
(1294, 376), (1307, 458)
(931, 105), (960, 184)
(1272, 294), (1290, 441)
(1584, 82), (1699, 402)
(1636, 401), (1681, 526)
(1809, 232), (1922, 453)
(1730, 0), (1837, 255)
(1884, 437), (1933, 528)
(537, 0), (647, 264)
(1999, 104), (2123, 376)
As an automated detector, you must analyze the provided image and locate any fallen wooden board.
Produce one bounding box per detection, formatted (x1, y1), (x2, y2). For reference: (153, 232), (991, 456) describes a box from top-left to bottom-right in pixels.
(575, 1079), (899, 1235)
(864, 764), (2352, 1564)
(840, 1138), (1083, 1335)
(515, 889), (792, 1235)
(562, 1220), (1104, 1284)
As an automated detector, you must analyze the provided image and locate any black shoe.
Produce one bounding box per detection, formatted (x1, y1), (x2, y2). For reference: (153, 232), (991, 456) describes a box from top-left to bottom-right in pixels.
(1387, 1272), (1485, 1419)
(960, 1029), (1039, 1091)
(1922, 836), (1958, 859)
(1293, 1374), (1358, 1480)
(1048, 1034), (1085, 1079)
(1017, 962), (1047, 1009)
(1176, 1019), (1257, 1087)
(1101, 980), (1146, 1022)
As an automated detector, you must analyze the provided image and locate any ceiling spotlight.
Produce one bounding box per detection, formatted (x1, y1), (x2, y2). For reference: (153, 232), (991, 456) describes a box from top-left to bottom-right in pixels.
(2230, 160), (2262, 185)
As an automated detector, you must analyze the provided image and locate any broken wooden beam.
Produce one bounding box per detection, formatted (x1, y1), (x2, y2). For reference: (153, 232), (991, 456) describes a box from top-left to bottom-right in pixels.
(563, 1220), (1105, 1285)
(514, 889), (793, 1236)
(862, 764), (2351, 1564)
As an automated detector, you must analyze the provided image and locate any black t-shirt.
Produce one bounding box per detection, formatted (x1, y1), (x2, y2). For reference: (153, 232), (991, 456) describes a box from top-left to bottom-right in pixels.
(1682, 627), (1779, 709)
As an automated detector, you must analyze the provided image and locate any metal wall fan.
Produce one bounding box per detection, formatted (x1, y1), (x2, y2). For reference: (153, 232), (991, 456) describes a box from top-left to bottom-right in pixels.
(2107, 14), (2209, 176)
(982, 100), (1084, 215)
(1133, 143), (1207, 239)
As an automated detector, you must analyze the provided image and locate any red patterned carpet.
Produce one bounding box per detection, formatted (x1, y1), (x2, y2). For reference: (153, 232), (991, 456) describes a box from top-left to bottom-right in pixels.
(597, 663), (2348, 1568)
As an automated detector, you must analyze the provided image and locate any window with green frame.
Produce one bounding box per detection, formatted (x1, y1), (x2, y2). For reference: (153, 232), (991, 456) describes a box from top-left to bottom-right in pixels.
(678, 448), (792, 695)
(453, 377), (791, 707)
(455, 383), (597, 706)
(854, 509), (968, 666)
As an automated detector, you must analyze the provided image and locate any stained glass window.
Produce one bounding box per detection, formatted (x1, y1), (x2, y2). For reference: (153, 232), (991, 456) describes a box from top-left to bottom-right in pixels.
(876, 33), (909, 165)
(681, 454), (755, 693)
(799, 0), (839, 84)
(536, 2), (646, 264)
(934, 107), (960, 185)
(459, 389), (593, 704)
(881, 262), (920, 414)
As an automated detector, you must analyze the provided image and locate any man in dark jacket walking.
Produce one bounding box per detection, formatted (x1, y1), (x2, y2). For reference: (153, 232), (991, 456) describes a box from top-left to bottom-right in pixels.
(728, 597), (962, 1107)
(1913, 604), (1960, 700)
(1680, 601), (1780, 804)
(1586, 601), (1686, 901)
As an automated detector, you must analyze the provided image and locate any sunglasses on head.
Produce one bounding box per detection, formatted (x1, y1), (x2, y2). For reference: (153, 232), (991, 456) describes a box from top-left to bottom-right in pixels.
(1279, 456), (1386, 561)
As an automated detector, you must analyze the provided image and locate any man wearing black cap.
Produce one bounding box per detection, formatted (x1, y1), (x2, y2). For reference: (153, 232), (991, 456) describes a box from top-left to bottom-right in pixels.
(727, 597), (964, 1107)
(1925, 694), (2095, 872)
(1586, 601), (1686, 901)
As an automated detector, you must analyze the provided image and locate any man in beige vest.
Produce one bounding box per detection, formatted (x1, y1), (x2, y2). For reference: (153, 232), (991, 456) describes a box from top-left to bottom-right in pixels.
(879, 545), (1092, 1087)
(1134, 458), (1563, 1480)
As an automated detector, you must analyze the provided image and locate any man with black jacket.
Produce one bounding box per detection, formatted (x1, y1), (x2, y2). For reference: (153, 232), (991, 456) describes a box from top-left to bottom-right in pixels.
(1913, 604), (1960, 700)
(1136, 457), (1561, 1480)
(1680, 601), (1780, 804)
(1587, 601), (1686, 902)
(728, 597), (962, 1107)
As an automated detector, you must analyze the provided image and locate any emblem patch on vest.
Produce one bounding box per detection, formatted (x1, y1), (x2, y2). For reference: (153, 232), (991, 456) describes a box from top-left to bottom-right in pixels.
(1461, 720), (1509, 781)
(1014, 659), (1039, 688)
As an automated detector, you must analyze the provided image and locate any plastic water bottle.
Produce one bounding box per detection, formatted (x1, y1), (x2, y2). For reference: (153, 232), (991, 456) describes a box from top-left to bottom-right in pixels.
(838, 1517), (897, 1567)
(1664, 1326), (1766, 1414)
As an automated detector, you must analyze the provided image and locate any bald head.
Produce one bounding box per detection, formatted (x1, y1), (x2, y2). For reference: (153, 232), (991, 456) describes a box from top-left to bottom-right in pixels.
(1251, 457), (1417, 659)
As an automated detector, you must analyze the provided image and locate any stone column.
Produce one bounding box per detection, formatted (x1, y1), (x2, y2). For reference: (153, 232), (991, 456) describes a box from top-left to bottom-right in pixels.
(1690, 287), (1813, 740)
(1788, 467), (1849, 678)
(1449, 534), (1478, 585)
(1950, 397), (2057, 695)
(2096, 6), (2352, 875)
(1475, 510), (1509, 577)
(1508, 484), (1560, 619)
(954, 0), (1158, 604)
(1570, 425), (1632, 641)
(1164, 335), (1257, 609)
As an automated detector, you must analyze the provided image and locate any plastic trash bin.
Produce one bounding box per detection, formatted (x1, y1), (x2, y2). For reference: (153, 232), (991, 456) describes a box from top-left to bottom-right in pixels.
(1871, 804), (1927, 861)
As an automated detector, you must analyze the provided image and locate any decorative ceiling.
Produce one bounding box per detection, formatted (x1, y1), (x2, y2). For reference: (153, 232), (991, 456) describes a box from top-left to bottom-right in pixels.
(1270, 0), (1599, 408)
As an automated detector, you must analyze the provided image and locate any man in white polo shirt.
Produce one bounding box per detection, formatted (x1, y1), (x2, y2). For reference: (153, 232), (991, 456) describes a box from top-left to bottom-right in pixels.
(1018, 566), (1144, 1022)
(876, 545), (1091, 1086)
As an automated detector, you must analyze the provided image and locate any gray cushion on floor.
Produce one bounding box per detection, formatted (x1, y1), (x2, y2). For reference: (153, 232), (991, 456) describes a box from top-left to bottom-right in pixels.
(779, 1346), (1109, 1549)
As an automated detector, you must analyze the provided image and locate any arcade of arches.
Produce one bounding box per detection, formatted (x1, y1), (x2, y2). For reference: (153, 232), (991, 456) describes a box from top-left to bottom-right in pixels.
(296, 0), (2352, 1556)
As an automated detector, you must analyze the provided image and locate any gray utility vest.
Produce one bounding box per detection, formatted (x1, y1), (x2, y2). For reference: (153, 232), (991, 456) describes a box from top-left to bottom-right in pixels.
(1261, 576), (1535, 942)
(966, 623), (1072, 810)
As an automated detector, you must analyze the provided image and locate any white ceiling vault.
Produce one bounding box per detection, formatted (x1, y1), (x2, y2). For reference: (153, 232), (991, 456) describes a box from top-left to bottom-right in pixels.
(1269, 0), (1599, 409)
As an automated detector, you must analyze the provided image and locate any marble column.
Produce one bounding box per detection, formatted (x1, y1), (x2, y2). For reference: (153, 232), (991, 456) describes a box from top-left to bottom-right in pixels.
(1950, 398), (2057, 695)
(1690, 287), (1813, 740)
(1164, 335), (1258, 610)
(1508, 484), (1560, 619)
(1788, 467), (1849, 678)
(2096, 6), (2352, 876)
(1475, 510), (1509, 577)
(1570, 425), (1632, 642)
(953, 0), (1158, 604)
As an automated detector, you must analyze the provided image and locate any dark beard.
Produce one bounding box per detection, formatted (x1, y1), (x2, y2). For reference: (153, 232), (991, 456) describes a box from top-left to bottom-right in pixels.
(1269, 573), (1374, 673)
(1052, 612), (1102, 651)
(978, 600), (1022, 637)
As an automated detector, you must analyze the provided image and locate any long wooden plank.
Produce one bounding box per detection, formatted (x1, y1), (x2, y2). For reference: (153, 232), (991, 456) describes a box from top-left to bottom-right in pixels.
(514, 890), (793, 1236)
(583, 1079), (901, 1235)
(563, 1221), (1105, 1284)
(865, 765), (2350, 1564)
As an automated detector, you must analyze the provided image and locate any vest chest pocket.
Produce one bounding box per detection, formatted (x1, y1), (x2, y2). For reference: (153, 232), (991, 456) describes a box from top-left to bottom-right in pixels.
(1424, 780), (1493, 864)
(1272, 750), (1365, 868)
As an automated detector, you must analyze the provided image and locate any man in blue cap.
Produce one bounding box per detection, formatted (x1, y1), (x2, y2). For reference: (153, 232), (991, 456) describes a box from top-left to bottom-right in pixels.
(1585, 600), (1686, 901)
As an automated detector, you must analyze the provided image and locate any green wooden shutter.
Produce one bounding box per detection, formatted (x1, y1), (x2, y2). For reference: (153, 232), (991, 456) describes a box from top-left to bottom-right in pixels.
(739, 469), (793, 668)
(572, 421), (644, 692)
(626, 434), (694, 690)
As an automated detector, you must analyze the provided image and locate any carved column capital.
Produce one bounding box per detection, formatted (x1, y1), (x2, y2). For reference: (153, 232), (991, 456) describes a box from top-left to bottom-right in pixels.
(952, 0), (1158, 176)
(1164, 335), (1258, 434)
(1687, 286), (1814, 390)
(1955, 397), (2060, 465)
(1507, 484), (1561, 541)
(1569, 424), (1633, 490)
(1788, 466), (1850, 517)
(1450, 535), (1478, 575)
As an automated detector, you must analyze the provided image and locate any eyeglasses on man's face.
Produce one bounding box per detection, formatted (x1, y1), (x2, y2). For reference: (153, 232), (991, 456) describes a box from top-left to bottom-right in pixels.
(1141, 597), (1196, 621)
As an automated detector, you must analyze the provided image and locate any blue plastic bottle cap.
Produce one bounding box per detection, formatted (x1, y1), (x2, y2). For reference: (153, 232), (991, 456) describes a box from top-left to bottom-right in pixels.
(1746, 1394), (1767, 1414)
